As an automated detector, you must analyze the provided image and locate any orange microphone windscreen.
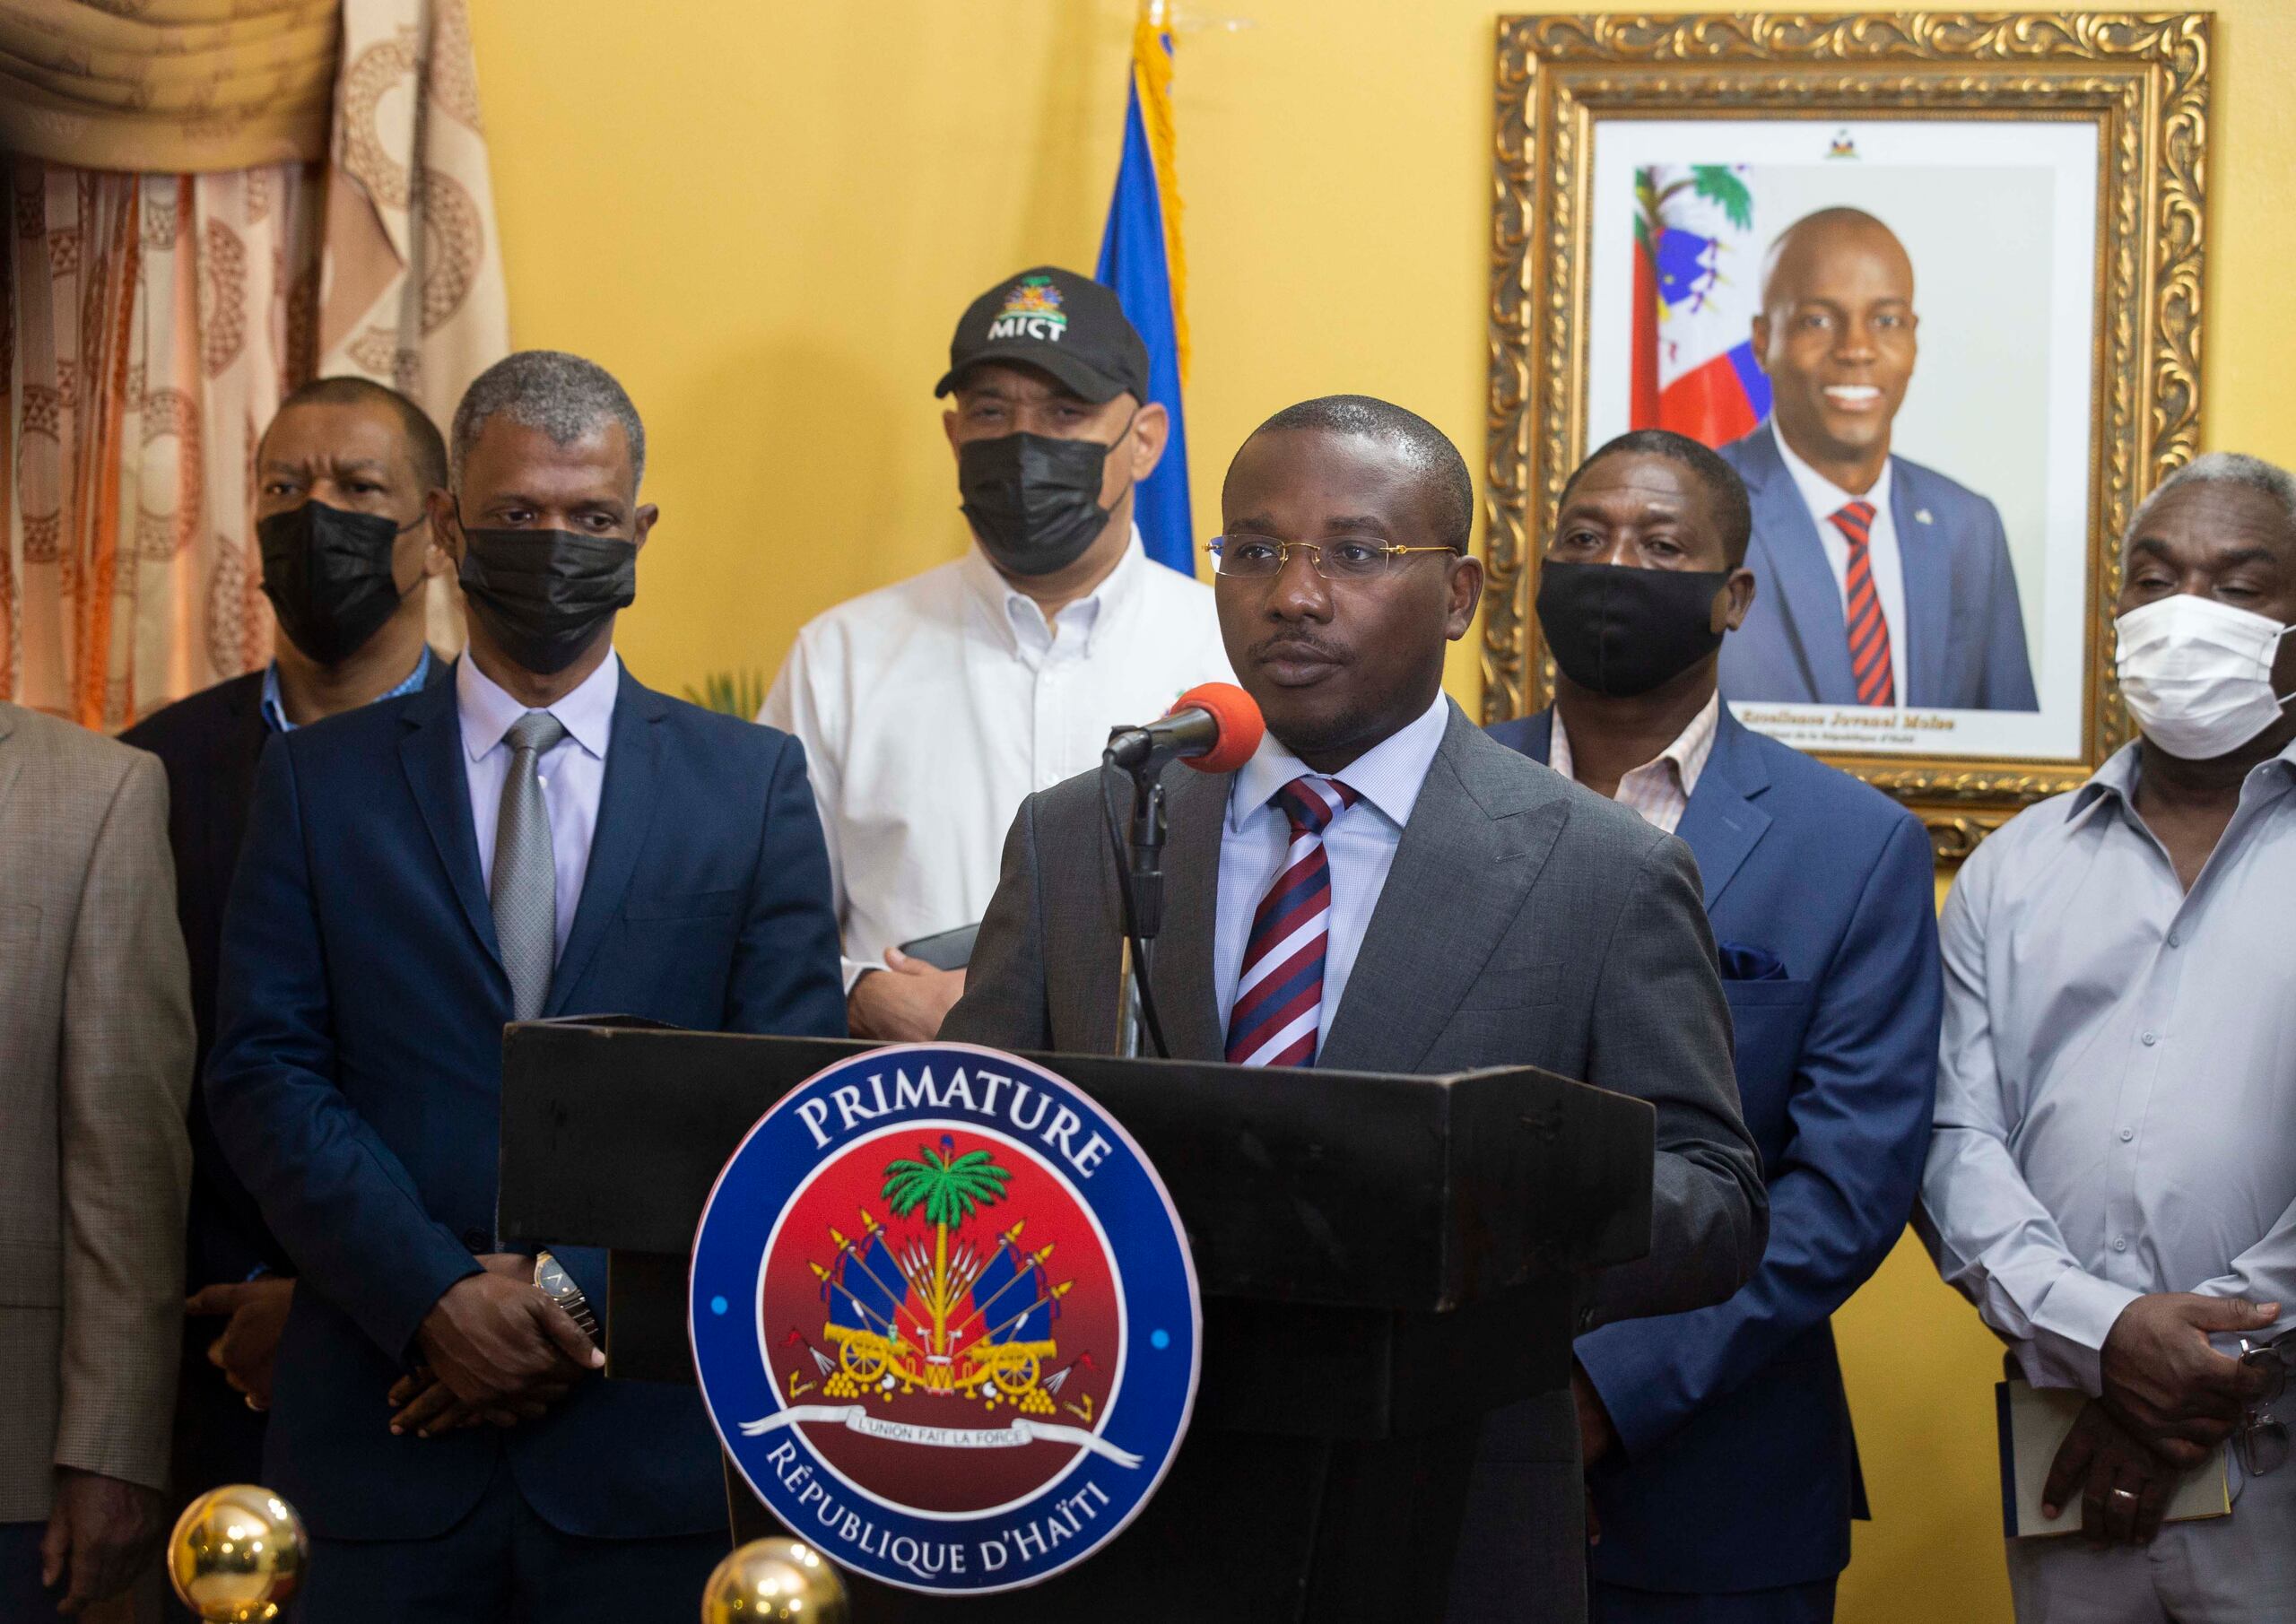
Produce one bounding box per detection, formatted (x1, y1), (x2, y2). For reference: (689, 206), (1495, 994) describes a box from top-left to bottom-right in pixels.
(1170, 682), (1264, 773)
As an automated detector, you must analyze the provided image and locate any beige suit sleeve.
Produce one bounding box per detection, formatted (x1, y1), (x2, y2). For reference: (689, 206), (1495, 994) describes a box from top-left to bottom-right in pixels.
(53, 750), (193, 1490)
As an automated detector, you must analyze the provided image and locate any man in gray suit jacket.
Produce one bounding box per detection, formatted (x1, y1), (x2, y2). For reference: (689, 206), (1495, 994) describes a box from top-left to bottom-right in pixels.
(944, 395), (1764, 1622)
(0, 703), (194, 1617)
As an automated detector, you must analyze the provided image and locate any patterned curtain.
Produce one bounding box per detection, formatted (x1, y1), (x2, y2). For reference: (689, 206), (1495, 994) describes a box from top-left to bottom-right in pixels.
(0, 0), (506, 728)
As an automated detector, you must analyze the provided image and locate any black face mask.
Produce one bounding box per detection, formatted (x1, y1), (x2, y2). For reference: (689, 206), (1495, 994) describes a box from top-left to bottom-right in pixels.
(957, 415), (1135, 578)
(457, 523), (638, 675)
(257, 501), (418, 665)
(1535, 560), (1733, 699)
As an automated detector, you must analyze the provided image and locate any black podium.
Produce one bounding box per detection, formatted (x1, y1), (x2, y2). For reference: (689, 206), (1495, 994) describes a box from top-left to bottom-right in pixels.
(498, 1021), (1652, 1621)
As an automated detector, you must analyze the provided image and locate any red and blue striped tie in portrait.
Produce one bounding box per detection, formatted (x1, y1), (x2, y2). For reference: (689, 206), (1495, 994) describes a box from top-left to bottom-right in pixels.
(1226, 775), (1360, 1069)
(1831, 499), (1895, 708)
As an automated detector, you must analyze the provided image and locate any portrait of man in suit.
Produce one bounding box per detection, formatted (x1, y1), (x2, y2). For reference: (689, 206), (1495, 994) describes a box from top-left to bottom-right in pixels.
(1717, 206), (2040, 712)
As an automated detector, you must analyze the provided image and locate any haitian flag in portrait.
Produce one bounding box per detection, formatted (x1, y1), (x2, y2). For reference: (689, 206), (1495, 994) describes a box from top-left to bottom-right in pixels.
(1631, 163), (1772, 447)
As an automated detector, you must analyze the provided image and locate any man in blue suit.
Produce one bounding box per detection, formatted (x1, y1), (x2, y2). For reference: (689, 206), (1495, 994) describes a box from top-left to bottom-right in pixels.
(1717, 207), (2037, 711)
(207, 351), (847, 1620)
(1492, 429), (1942, 1621)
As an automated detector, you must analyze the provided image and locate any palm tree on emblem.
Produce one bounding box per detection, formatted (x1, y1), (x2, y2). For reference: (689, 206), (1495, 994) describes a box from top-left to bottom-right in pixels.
(882, 1137), (1011, 1371)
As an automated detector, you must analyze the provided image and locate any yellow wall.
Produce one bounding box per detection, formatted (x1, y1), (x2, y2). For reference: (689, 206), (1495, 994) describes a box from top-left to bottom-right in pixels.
(468, 6), (2292, 1618)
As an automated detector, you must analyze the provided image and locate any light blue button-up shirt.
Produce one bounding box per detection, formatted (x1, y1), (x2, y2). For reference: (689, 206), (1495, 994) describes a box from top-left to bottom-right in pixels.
(1922, 734), (2296, 1394)
(259, 646), (432, 733)
(1213, 692), (1450, 1049)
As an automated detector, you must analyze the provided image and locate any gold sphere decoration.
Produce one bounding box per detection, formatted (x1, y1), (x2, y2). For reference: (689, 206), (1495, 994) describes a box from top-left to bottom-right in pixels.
(700, 1538), (850, 1622)
(168, 1484), (309, 1622)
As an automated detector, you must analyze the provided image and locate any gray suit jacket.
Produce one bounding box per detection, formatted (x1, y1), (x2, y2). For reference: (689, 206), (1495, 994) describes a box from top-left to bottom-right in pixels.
(944, 702), (1764, 1618)
(0, 703), (194, 1521)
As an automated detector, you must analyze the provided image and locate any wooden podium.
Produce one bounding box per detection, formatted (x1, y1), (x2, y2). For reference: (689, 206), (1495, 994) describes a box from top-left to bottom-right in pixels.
(499, 1020), (1651, 1621)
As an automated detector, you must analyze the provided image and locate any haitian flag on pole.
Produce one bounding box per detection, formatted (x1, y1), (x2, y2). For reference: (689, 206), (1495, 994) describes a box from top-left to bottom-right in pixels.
(1631, 164), (1771, 447)
(1096, 2), (1193, 575)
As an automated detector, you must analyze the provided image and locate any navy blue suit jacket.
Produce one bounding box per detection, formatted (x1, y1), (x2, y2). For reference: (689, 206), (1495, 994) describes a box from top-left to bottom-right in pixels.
(123, 659), (452, 1293)
(1718, 423), (2038, 711)
(206, 664), (846, 1543)
(1488, 704), (1940, 1592)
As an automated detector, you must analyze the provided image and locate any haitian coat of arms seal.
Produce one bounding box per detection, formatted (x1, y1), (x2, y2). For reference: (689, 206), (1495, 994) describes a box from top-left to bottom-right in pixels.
(691, 1043), (1200, 1593)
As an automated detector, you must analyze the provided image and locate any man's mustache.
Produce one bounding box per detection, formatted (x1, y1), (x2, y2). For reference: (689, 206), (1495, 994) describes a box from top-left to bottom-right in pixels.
(1248, 632), (1348, 664)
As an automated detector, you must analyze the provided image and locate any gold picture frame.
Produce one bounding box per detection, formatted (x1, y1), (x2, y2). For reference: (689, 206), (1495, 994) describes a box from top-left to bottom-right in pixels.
(1483, 12), (2209, 858)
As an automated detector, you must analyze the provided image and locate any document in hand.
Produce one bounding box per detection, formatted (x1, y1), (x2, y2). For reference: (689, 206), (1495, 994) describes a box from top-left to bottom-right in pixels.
(1998, 1379), (2232, 1538)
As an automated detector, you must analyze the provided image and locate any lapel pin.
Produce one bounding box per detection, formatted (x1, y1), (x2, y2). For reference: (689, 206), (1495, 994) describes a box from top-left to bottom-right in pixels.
(1915, 508), (1935, 525)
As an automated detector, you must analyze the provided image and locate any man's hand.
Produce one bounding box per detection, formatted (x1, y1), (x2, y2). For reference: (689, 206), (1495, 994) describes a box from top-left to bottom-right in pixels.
(387, 1367), (539, 1437)
(39, 1469), (165, 1615)
(1572, 1363), (1620, 1469)
(396, 1256), (591, 1437)
(410, 1269), (600, 1429)
(2100, 1293), (2278, 1463)
(847, 949), (965, 1042)
(186, 1277), (296, 1410)
(2042, 1399), (2175, 1545)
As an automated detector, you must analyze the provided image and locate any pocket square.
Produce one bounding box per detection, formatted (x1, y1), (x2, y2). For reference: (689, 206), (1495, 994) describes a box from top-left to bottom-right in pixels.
(1718, 941), (1789, 981)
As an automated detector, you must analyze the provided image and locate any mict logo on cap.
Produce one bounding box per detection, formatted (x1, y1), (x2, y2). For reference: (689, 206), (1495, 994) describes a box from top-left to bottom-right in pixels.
(935, 265), (1151, 406)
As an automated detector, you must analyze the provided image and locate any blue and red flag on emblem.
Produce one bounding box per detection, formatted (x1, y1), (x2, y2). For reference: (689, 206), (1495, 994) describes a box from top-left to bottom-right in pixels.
(1096, 2), (1193, 574)
(1631, 164), (1771, 447)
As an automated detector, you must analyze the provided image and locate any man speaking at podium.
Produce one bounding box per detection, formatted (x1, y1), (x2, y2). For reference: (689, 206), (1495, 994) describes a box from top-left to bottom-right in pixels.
(944, 395), (1764, 1621)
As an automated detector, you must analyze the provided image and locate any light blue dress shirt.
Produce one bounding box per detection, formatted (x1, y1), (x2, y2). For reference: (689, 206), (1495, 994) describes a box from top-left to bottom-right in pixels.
(259, 645), (432, 733)
(457, 649), (620, 962)
(1923, 734), (2296, 1394)
(1213, 692), (1451, 1049)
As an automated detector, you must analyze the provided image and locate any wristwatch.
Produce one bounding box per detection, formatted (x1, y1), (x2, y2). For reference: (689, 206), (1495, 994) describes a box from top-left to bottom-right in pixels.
(534, 1250), (601, 1347)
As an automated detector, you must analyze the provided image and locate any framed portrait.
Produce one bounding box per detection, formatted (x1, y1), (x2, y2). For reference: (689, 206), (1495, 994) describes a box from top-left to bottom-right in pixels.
(1484, 13), (2210, 856)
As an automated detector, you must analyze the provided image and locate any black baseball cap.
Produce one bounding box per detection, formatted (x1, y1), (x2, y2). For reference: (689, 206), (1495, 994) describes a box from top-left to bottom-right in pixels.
(934, 265), (1151, 405)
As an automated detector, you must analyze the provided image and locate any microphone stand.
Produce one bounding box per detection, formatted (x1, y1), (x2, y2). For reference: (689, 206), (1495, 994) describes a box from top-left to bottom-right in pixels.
(1101, 742), (1172, 1061)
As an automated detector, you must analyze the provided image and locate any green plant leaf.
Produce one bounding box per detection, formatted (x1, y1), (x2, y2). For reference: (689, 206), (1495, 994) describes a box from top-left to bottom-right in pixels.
(1690, 165), (1754, 232)
(683, 668), (769, 719)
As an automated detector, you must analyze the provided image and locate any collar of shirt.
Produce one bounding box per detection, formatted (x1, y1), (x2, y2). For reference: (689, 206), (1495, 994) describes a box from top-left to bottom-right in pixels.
(1228, 690), (1452, 836)
(1549, 690), (1720, 833)
(2070, 734), (2296, 830)
(260, 645), (433, 734)
(1771, 415), (1893, 526)
(457, 646), (621, 764)
(957, 526), (1146, 667)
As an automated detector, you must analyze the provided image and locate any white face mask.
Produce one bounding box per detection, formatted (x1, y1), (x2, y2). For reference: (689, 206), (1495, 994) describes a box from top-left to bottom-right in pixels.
(2114, 593), (2295, 760)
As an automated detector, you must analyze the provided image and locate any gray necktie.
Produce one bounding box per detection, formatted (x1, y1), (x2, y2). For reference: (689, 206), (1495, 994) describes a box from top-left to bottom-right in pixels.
(491, 710), (568, 1020)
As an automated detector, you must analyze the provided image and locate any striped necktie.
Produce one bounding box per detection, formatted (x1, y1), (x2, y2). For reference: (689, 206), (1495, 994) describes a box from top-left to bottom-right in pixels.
(1225, 775), (1359, 1069)
(1831, 499), (1896, 708)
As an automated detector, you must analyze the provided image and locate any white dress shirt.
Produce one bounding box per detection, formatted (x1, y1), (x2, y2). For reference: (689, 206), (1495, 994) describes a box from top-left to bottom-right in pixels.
(1922, 736), (2296, 1394)
(1213, 693), (1451, 1047)
(458, 648), (620, 961)
(1772, 418), (1909, 705)
(761, 532), (1231, 989)
(1550, 690), (1720, 837)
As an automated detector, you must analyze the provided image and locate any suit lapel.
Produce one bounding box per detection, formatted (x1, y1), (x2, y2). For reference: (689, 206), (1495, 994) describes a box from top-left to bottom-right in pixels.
(1673, 709), (1770, 912)
(1891, 461), (1951, 708)
(546, 676), (667, 1017)
(1145, 766), (1227, 1062)
(1742, 427), (1857, 701)
(1318, 709), (1572, 1074)
(397, 673), (502, 971)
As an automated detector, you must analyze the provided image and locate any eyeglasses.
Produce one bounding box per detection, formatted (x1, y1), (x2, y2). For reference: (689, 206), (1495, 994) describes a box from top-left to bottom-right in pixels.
(2237, 1332), (2295, 1477)
(1208, 534), (1458, 581)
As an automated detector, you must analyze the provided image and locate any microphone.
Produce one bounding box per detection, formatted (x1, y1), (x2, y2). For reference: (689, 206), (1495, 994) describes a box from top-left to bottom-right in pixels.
(1103, 682), (1265, 775)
